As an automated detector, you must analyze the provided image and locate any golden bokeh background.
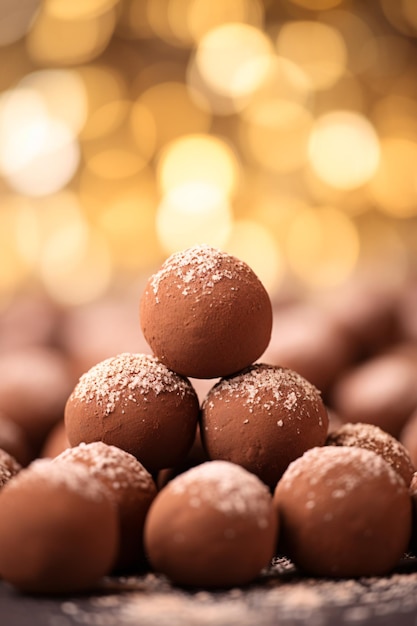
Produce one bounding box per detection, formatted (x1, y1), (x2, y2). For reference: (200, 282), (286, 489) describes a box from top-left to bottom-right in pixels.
(1, 0), (417, 308)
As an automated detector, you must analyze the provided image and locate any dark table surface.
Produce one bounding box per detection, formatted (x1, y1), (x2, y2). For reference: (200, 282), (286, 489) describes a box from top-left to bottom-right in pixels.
(3, 557), (417, 626)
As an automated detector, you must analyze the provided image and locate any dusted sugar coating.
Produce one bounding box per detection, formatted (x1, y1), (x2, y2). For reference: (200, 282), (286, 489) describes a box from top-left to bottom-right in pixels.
(55, 442), (157, 572)
(274, 446), (411, 578)
(0, 448), (21, 489)
(144, 460), (277, 588)
(327, 422), (415, 486)
(0, 459), (118, 593)
(200, 364), (328, 489)
(140, 245), (273, 379)
(64, 353), (199, 473)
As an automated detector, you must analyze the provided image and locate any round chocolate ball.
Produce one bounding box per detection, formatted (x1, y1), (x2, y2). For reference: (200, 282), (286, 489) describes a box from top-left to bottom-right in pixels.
(400, 408), (417, 469)
(321, 280), (399, 358)
(274, 446), (411, 578)
(64, 353), (199, 473)
(326, 422), (415, 486)
(40, 420), (69, 459)
(0, 347), (74, 452)
(0, 459), (118, 593)
(329, 352), (417, 438)
(200, 364), (328, 489)
(262, 304), (355, 394)
(55, 441), (157, 572)
(0, 411), (33, 466)
(144, 460), (277, 588)
(139, 244), (273, 379)
(327, 422), (415, 486)
(157, 426), (210, 490)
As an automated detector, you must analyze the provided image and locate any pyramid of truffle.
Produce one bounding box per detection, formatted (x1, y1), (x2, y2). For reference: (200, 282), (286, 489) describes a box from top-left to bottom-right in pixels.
(201, 364), (328, 488)
(0, 459), (118, 593)
(55, 442), (157, 572)
(145, 460), (277, 588)
(326, 422), (415, 486)
(139, 244), (273, 379)
(64, 353), (199, 473)
(274, 446), (411, 578)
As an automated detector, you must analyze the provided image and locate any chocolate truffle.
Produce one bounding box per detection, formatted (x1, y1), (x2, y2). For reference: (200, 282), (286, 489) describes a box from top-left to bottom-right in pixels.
(329, 352), (417, 438)
(139, 244), (273, 379)
(40, 420), (69, 458)
(200, 364), (328, 488)
(327, 422), (415, 486)
(0, 293), (59, 352)
(0, 448), (21, 489)
(157, 426), (210, 490)
(320, 279), (399, 358)
(274, 446), (411, 578)
(400, 409), (417, 469)
(0, 347), (74, 452)
(0, 459), (118, 593)
(59, 296), (151, 380)
(64, 353), (199, 473)
(144, 460), (277, 588)
(55, 442), (157, 572)
(0, 411), (33, 466)
(262, 304), (354, 394)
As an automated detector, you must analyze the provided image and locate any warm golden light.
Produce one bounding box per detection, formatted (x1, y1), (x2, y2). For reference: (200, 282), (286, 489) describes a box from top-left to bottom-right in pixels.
(78, 66), (127, 140)
(195, 23), (273, 99)
(368, 137), (417, 218)
(308, 111), (380, 190)
(157, 134), (240, 197)
(244, 55), (312, 114)
(289, 0), (342, 8)
(277, 21), (347, 91)
(115, 0), (153, 40)
(380, 0), (416, 37)
(0, 88), (80, 196)
(225, 220), (284, 294)
(0, 199), (33, 299)
(44, 0), (119, 20)
(97, 192), (160, 271)
(373, 95), (417, 140)
(156, 182), (233, 254)
(18, 69), (88, 135)
(134, 82), (211, 151)
(40, 219), (112, 306)
(0, 0), (416, 303)
(241, 99), (313, 173)
(86, 147), (147, 181)
(356, 215), (408, 289)
(26, 5), (116, 65)
(0, 0), (41, 46)
(286, 206), (360, 289)
(187, 0), (264, 43)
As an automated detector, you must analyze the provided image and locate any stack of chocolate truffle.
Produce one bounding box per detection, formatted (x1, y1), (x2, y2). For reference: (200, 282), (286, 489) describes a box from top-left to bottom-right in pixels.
(0, 244), (416, 594)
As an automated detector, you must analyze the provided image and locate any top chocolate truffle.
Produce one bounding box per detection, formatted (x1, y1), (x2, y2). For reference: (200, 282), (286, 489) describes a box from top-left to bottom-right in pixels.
(139, 245), (273, 379)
